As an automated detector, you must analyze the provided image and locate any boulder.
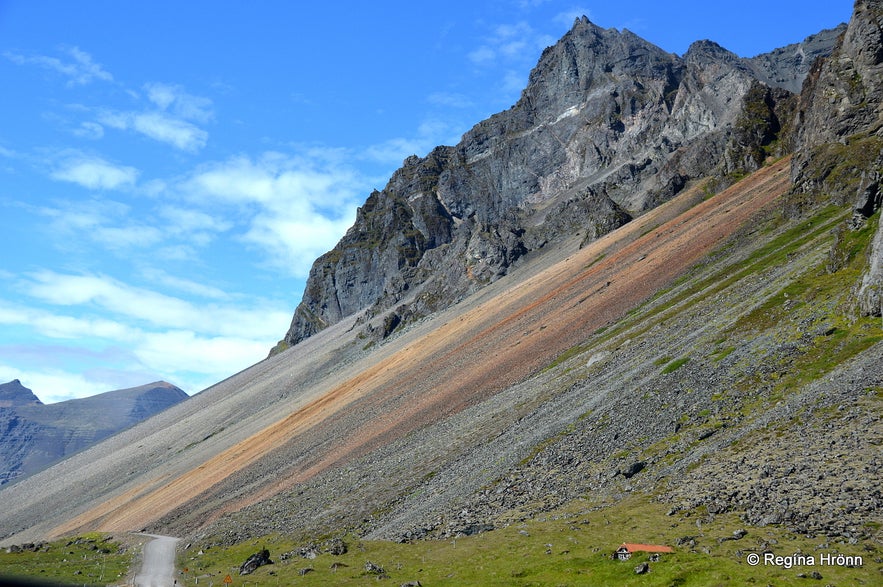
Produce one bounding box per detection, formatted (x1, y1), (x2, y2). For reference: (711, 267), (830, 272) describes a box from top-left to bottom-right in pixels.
(239, 549), (272, 575)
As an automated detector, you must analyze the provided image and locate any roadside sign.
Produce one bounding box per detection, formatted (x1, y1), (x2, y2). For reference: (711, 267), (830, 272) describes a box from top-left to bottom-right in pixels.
(223, 575), (233, 584)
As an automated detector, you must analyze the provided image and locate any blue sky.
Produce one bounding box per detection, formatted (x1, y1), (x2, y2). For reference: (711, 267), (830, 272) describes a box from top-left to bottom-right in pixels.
(0, 1), (852, 403)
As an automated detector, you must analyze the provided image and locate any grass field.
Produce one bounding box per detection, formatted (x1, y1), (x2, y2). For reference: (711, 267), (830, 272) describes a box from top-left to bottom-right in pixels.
(177, 495), (880, 587)
(0, 533), (132, 586)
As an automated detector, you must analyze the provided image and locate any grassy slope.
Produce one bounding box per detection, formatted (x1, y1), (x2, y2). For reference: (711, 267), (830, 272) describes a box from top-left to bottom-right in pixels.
(178, 496), (878, 586)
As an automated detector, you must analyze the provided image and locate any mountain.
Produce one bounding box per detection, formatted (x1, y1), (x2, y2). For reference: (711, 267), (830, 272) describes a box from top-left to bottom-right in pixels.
(0, 1), (880, 568)
(278, 19), (846, 351)
(0, 380), (43, 408)
(0, 381), (188, 486)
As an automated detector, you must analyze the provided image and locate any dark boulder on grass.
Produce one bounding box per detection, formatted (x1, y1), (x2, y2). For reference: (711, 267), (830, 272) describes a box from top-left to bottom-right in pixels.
(239, 549), (273, 575)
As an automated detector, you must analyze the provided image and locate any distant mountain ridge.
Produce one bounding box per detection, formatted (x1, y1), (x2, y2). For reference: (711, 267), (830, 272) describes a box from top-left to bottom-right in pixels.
(0, 380), (188, 485)
(279, 18), (846, 350)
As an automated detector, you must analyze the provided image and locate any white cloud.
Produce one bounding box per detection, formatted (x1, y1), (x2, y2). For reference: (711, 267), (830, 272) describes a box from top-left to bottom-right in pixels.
(50, 154), (138, 190)
(38, 197), (165, 252)
(184, 151), (364, 276)
(99, 110), (208, 152)
(468, 20), (558, 68)
(361, 118), (462, 165)
(134, 112), (208, 151)
(139, 267), (230, 300)
(468, 45), (497, 64)
(19, 271), (288, 340)
(22, 271), (199, 330)
(0, 364), (105, 404)
(144, 82), (213, 123)
(133, 330), (269, 382)
(157, 205), (231, 247)
(0, 269), (293, 399)
(4, 46), (113, 86)
(0, 301), (133, 341)
(93, 85), (212, 152)
(73, 121), (105, 139)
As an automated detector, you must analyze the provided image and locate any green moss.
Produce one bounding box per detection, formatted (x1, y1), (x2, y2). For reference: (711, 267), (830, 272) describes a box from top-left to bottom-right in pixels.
(710, 346), (736, 362)
(661, 357), (689, 374)
(267, 339), (290, 357)
(800, 134), (883, 204)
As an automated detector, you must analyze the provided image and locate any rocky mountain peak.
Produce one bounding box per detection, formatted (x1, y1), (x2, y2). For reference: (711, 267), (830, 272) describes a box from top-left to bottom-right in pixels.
(278, 11), (844, 350)
(0, 380), (42, 408)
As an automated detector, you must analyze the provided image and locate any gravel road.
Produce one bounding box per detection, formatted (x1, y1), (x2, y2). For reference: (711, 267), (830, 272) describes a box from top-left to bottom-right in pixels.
(134, 535), (179, 587)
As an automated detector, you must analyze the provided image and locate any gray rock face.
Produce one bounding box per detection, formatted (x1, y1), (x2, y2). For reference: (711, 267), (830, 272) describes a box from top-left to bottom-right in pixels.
(791, 0), (883, 200)
(0, 380), (43, 408)
(859, 199), (883, 316)
(282, 16), (840, 350)
(0, 380), (188, 485)
(747, 25), (848, 94)
(783, 0), (883, 315)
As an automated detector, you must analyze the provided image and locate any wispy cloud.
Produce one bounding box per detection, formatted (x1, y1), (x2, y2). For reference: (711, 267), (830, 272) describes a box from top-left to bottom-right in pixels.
(72, 121), (105, 140)
(93, 83), (213, 152)
(99, 110), (208, 152)
(184, 150), (364, 276)
(37, 197), (166, 253)
(0, 363), (122, 404)
(138, 267), (231, 300)
(19, 270), (289, 341)
(144, 82), (213, 123)
(4, 46), (112, 86)
(0, 268), (292, 399)
(468, 22), (556, 66)
(361, 119), (463, 165)
(50, 153), (138, 190)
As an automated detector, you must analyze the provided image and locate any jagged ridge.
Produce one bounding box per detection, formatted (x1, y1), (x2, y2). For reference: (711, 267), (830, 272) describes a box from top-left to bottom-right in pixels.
(281, 18), (845, 349)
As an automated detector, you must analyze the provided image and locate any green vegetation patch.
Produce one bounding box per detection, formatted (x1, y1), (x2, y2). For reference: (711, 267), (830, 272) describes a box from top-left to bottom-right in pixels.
(726, 210), (883, 398)
(0, 533), (132, 586)
(661, 356), (690, 374)
(179, 495), (879, 586)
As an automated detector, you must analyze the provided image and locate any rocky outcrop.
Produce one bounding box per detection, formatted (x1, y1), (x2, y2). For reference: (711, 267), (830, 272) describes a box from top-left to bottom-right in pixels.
(0, 380), (43, 408)
(784, 1), (883, 314)
(282, 18), (842, 348)
(791, 0), (883, 202)
(0, 381), (188, 485)
(859, 188), (883, 315)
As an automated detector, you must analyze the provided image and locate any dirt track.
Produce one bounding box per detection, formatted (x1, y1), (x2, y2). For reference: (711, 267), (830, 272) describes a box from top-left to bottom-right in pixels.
(47, 158), (792, 538)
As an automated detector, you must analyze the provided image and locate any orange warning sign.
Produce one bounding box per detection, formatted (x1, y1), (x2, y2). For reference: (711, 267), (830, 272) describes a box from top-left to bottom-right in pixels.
(223, 575), (233, 584)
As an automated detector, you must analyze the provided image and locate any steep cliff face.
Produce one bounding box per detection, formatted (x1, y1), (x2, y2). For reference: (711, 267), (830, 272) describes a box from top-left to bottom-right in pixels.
(282, 16), (843, 349)
(789, 0), (883, 316)
(0, 381), (188, 485)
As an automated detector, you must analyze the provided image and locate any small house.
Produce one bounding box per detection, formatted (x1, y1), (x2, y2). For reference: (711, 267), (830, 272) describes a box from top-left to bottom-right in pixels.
(613, 543), (674, 561)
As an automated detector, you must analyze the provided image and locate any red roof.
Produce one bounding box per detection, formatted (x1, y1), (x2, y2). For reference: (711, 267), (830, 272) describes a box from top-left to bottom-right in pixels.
(618, 543), (674, 553)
